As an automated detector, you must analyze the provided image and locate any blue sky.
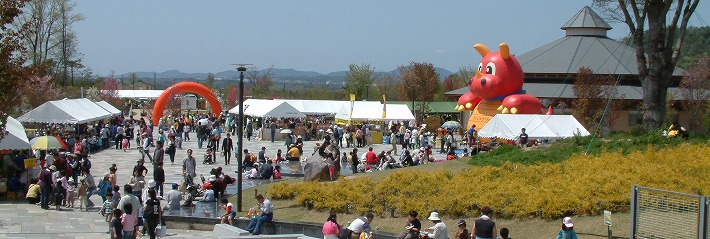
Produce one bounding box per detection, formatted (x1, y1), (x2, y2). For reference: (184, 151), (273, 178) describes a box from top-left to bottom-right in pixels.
(73, 0), (709, 76)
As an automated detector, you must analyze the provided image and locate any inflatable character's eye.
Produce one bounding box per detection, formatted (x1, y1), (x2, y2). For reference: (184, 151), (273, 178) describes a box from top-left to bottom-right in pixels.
(477, 63), (483, 73)
(485, 62), (496, 75)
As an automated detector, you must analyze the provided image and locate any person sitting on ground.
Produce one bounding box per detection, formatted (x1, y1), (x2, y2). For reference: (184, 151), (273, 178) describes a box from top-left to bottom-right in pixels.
(423, 212), (447, 239)
(499, 227), (510, 239)
(259, 160), (274, 179)
(165, 183), (182, 211)
(345, 213), (374, 239)
(287, 144), (300, 161)
(26, 178), (41, 204)
(248, 163), (260, 179)
(242, 149), (255, 169)
(397, 210), (421, 239)
(455, 220), (469, 239)
(200, 182), (215, 202)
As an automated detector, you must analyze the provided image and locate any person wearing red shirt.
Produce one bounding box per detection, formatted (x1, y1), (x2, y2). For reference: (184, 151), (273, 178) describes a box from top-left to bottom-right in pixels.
(365, 147), (377, 168)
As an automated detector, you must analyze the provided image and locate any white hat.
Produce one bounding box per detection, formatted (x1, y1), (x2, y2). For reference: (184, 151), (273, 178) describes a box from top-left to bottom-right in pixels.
(563, 217), (574, 227)
(427, 212), (441, 221)
(147, 180), (156, 188)
(209, 175), (217, 182)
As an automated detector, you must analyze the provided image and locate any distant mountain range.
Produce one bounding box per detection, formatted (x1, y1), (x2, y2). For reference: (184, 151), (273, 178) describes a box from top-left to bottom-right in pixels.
(119, 67), (454, 84)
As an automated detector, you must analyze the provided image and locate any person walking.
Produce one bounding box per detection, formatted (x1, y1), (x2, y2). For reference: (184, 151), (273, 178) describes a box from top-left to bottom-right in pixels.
(269, 120), (277, 143)
(143, 188), (162, 239)
(166, 136), (176, 165)
(153, 141), (164, 166)
(182, 149), (197, 186)
(141, 133), (153, 163)
(517, 128), (529, 149)
(555, 217), (578, 239)
(222, 134), (233, 165)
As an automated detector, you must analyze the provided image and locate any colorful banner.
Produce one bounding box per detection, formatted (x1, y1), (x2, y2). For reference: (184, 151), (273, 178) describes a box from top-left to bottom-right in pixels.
(349, 94), (355, 119)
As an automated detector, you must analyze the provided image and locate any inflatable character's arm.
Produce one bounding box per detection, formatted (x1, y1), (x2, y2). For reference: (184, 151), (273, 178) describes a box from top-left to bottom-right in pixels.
(498, 94), (542, 114)
(456, 92), (482, 111)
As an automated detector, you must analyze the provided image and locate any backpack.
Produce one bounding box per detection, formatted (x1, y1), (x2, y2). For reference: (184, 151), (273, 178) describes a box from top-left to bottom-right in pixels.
(249, 154), (257, 163)
(145, 198), (160, 218)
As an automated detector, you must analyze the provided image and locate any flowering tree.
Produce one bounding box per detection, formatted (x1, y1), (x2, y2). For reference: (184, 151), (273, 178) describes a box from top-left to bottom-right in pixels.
(679, 57), (710, 133)
(99, 77), (121, 106)
(226, 86), (238, 109)
(21, 75), (60, 108)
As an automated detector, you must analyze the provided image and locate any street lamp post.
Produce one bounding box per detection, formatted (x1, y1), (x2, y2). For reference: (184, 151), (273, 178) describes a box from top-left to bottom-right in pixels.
(233, 63), (250, 212)
(366, 85), (370, 101)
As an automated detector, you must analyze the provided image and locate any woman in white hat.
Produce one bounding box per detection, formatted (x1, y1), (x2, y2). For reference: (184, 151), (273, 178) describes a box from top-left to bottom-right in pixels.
(555, 217), (578, 239)
(423, 211), (448, 239)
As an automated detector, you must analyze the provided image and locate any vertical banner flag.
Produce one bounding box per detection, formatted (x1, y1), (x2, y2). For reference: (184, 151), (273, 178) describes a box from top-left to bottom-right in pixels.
(382, 94), (387, 119)
(349, 94), (355, 119)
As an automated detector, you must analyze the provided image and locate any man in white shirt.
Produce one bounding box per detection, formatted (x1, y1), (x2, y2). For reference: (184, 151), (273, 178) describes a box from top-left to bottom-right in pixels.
(165, 183), (182, 211)
(246, 194), (274, 235)
(345, 213), (374, 239)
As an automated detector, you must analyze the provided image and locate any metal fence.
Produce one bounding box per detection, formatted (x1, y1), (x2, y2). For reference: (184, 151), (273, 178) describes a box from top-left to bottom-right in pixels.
(630, 186), (709, 239)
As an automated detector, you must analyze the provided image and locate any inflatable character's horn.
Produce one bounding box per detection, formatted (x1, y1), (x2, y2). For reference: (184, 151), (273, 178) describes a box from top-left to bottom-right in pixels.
(500, 42), (510, 59)
(474, 44), (490, 57)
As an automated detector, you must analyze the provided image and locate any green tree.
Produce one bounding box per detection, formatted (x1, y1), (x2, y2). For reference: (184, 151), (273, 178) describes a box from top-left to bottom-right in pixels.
(206, 72), (215, 90)
(345, 64), (377, 100)
(594, 0), (700, 129)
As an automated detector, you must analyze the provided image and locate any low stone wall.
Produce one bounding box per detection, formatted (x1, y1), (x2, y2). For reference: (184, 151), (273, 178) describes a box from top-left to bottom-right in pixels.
(165, 215), (397, 239)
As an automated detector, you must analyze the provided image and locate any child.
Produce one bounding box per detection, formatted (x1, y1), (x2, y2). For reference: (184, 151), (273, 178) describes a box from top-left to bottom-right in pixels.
(52, 179), (65, 211)
(122, 137), (129, 151)
(275, 149), (283, 164)
(273, 165), (282, 180)
(101, 193), (115, 222)
(499, 227), (510, 239)
(121, 203), (138, 239)
(77, 178), (88, 211)
(65, 180), (76, 208)
(110, 208), (123, 239)
(220, 198), (236, 225)
(323, 153), (335, 181)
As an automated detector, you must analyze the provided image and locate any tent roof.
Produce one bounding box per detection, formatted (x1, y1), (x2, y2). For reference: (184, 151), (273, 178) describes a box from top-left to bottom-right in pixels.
(245, 101), (306, 118)
(478, 114), (589, 140)
(115, 90), (165, 99)
(384, 104), (416, 121)
(18, 98), (112, 124)
(95, 101), (122, 115)
(0, 116), (30, 150)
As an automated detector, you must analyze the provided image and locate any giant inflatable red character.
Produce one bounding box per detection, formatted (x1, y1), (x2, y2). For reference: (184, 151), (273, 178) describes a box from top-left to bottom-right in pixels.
(456, 43), (542, 129)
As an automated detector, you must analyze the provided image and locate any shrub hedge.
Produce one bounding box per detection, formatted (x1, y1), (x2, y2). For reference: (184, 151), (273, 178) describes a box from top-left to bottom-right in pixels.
(267, 143), (710, 219)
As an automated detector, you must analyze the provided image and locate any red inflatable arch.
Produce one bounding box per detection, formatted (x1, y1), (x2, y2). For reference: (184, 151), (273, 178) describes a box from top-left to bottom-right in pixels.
(152, 82), (222, 125)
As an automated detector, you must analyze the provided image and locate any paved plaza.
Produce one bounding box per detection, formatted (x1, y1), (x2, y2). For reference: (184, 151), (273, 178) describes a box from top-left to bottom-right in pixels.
(0, 130), (418, 238)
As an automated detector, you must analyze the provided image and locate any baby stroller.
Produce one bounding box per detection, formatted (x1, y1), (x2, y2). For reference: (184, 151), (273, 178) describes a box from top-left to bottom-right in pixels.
(203, 149), (215, 164)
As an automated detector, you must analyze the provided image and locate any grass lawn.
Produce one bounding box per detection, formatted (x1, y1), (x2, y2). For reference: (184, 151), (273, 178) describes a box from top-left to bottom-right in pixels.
(233, 159), (632, 239)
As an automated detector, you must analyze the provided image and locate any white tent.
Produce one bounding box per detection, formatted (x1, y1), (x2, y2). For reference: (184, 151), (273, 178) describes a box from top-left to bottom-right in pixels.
(229, 100), (306, 118)
(384, 104), (416, 121)
(0, 116), (31, 150)
(478, 114), (590, 140)
(114, 90), (165, 99)
(246, 101), (306, 118)
(335, 101), (388, 121)
(95, 101), (122, 115)
(18, 98), (112, 124)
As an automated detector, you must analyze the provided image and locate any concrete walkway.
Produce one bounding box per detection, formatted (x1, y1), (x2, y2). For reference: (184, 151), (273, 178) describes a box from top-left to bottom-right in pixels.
(0, 128), (416, 238)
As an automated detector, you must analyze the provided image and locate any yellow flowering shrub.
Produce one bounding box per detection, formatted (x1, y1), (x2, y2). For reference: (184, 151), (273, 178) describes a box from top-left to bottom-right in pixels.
(267, 143), (710, 219)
